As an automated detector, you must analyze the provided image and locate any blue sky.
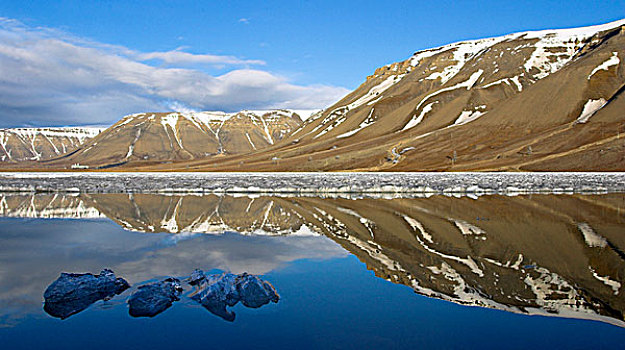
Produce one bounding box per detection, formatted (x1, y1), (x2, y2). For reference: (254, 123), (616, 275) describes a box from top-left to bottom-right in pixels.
(0, 0), (623, 127)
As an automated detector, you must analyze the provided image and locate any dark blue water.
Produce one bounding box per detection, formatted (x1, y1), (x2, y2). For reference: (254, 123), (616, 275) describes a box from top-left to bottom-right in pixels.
(1, 193), (624, 349)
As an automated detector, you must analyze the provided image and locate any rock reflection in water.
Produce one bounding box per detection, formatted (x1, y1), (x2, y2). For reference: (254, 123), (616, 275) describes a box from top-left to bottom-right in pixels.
(43, 269), (130, 319)
(7, 192), (625, 326)
(188, 270), (280, 322)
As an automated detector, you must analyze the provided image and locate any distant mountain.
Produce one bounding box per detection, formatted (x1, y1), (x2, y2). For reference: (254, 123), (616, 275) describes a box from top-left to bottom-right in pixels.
(22, 110), (310, 169)
(1, 19), (624, 171)
(0, 127), (103, 163)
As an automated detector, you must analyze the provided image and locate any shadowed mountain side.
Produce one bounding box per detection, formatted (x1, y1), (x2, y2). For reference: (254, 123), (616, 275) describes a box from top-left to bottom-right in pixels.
(1, 192), (624, 325)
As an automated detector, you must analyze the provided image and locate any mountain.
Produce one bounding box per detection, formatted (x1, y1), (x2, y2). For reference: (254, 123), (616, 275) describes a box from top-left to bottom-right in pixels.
(1, 19), (624, 171)
(2, 192), (624, 326)
(0, 128), (103, 163)
(145, 18), (622, 172)
(35, 110), (310, 169)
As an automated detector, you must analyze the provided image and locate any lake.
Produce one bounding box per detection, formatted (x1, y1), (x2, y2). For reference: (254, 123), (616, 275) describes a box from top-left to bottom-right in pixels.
(0, 174), (624, 349)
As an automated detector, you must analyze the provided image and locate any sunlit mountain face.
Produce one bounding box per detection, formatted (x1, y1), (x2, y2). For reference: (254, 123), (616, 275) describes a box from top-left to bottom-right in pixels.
(1, 192), (623, 328)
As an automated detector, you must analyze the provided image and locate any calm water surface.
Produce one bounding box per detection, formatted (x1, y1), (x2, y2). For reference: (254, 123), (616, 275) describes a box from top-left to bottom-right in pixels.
(0, 192), (624, 349)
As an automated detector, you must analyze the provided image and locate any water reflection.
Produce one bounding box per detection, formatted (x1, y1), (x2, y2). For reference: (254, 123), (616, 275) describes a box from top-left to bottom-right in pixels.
(0, 192), (624, 327)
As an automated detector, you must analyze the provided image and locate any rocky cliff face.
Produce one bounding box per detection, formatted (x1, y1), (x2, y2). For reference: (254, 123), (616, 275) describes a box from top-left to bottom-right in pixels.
(0, 128), (103, 162)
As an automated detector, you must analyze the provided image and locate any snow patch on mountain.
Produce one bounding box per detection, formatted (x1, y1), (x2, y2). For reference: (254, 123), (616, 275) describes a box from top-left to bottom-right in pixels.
(590, 267), (621, 295)
(577, 223), (607, 247)
(417, 39), (504, 84)
(404, 70), (484, 131)
(337, 108), (376, 139)
(347, 75), (403, 111)
(454, 109), (487, 126)
(402, 102), (438, 131)
(480, 73), (523, 92)
(162, 113), (183, 148)
(588, 52), (620, 79)
(576, 99), (607, 123)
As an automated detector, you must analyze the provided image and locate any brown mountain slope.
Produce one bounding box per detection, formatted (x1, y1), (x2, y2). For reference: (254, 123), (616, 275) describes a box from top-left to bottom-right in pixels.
(35, 110), (305, 169)
(0, 128), (103, 163)
(134, 19), (623, 172)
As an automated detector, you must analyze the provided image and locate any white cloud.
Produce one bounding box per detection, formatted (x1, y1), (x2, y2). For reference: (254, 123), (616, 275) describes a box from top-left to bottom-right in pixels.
(0, 18), (349, 127)
(238, 18), (250, 24)
(135, 49), (265, 66)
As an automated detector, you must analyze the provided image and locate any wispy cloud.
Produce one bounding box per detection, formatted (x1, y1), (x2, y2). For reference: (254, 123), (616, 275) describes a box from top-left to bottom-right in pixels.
(238, 18), (250, 24)
(135, 49), (265, 66)
(0, 17), (348, 127)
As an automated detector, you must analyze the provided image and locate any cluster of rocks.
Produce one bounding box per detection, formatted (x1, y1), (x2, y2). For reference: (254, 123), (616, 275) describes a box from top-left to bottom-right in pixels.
(43, 269), (279, 321)
(188, 270), (280, 321)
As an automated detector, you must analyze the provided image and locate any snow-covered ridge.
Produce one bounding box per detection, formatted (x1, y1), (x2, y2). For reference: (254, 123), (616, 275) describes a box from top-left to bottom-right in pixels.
(0, 127), (105, 141)
(117, 109), (318, 127)
(407, 18), (625, 77)
(403, 19), (625, 87)
(113, 109), (312, 149)
(241, 109), (319, 121)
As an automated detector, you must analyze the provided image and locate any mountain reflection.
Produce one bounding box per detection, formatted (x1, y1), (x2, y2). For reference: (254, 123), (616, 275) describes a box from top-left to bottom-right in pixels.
(1, 192), (624, 326)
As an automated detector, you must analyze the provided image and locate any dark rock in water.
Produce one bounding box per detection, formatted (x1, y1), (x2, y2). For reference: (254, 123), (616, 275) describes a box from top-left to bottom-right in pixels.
(188, 269), (279, 322)
(43, 269), (130, 319)
(127, 278), (182, 318)
(236, 273), (281, 308)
